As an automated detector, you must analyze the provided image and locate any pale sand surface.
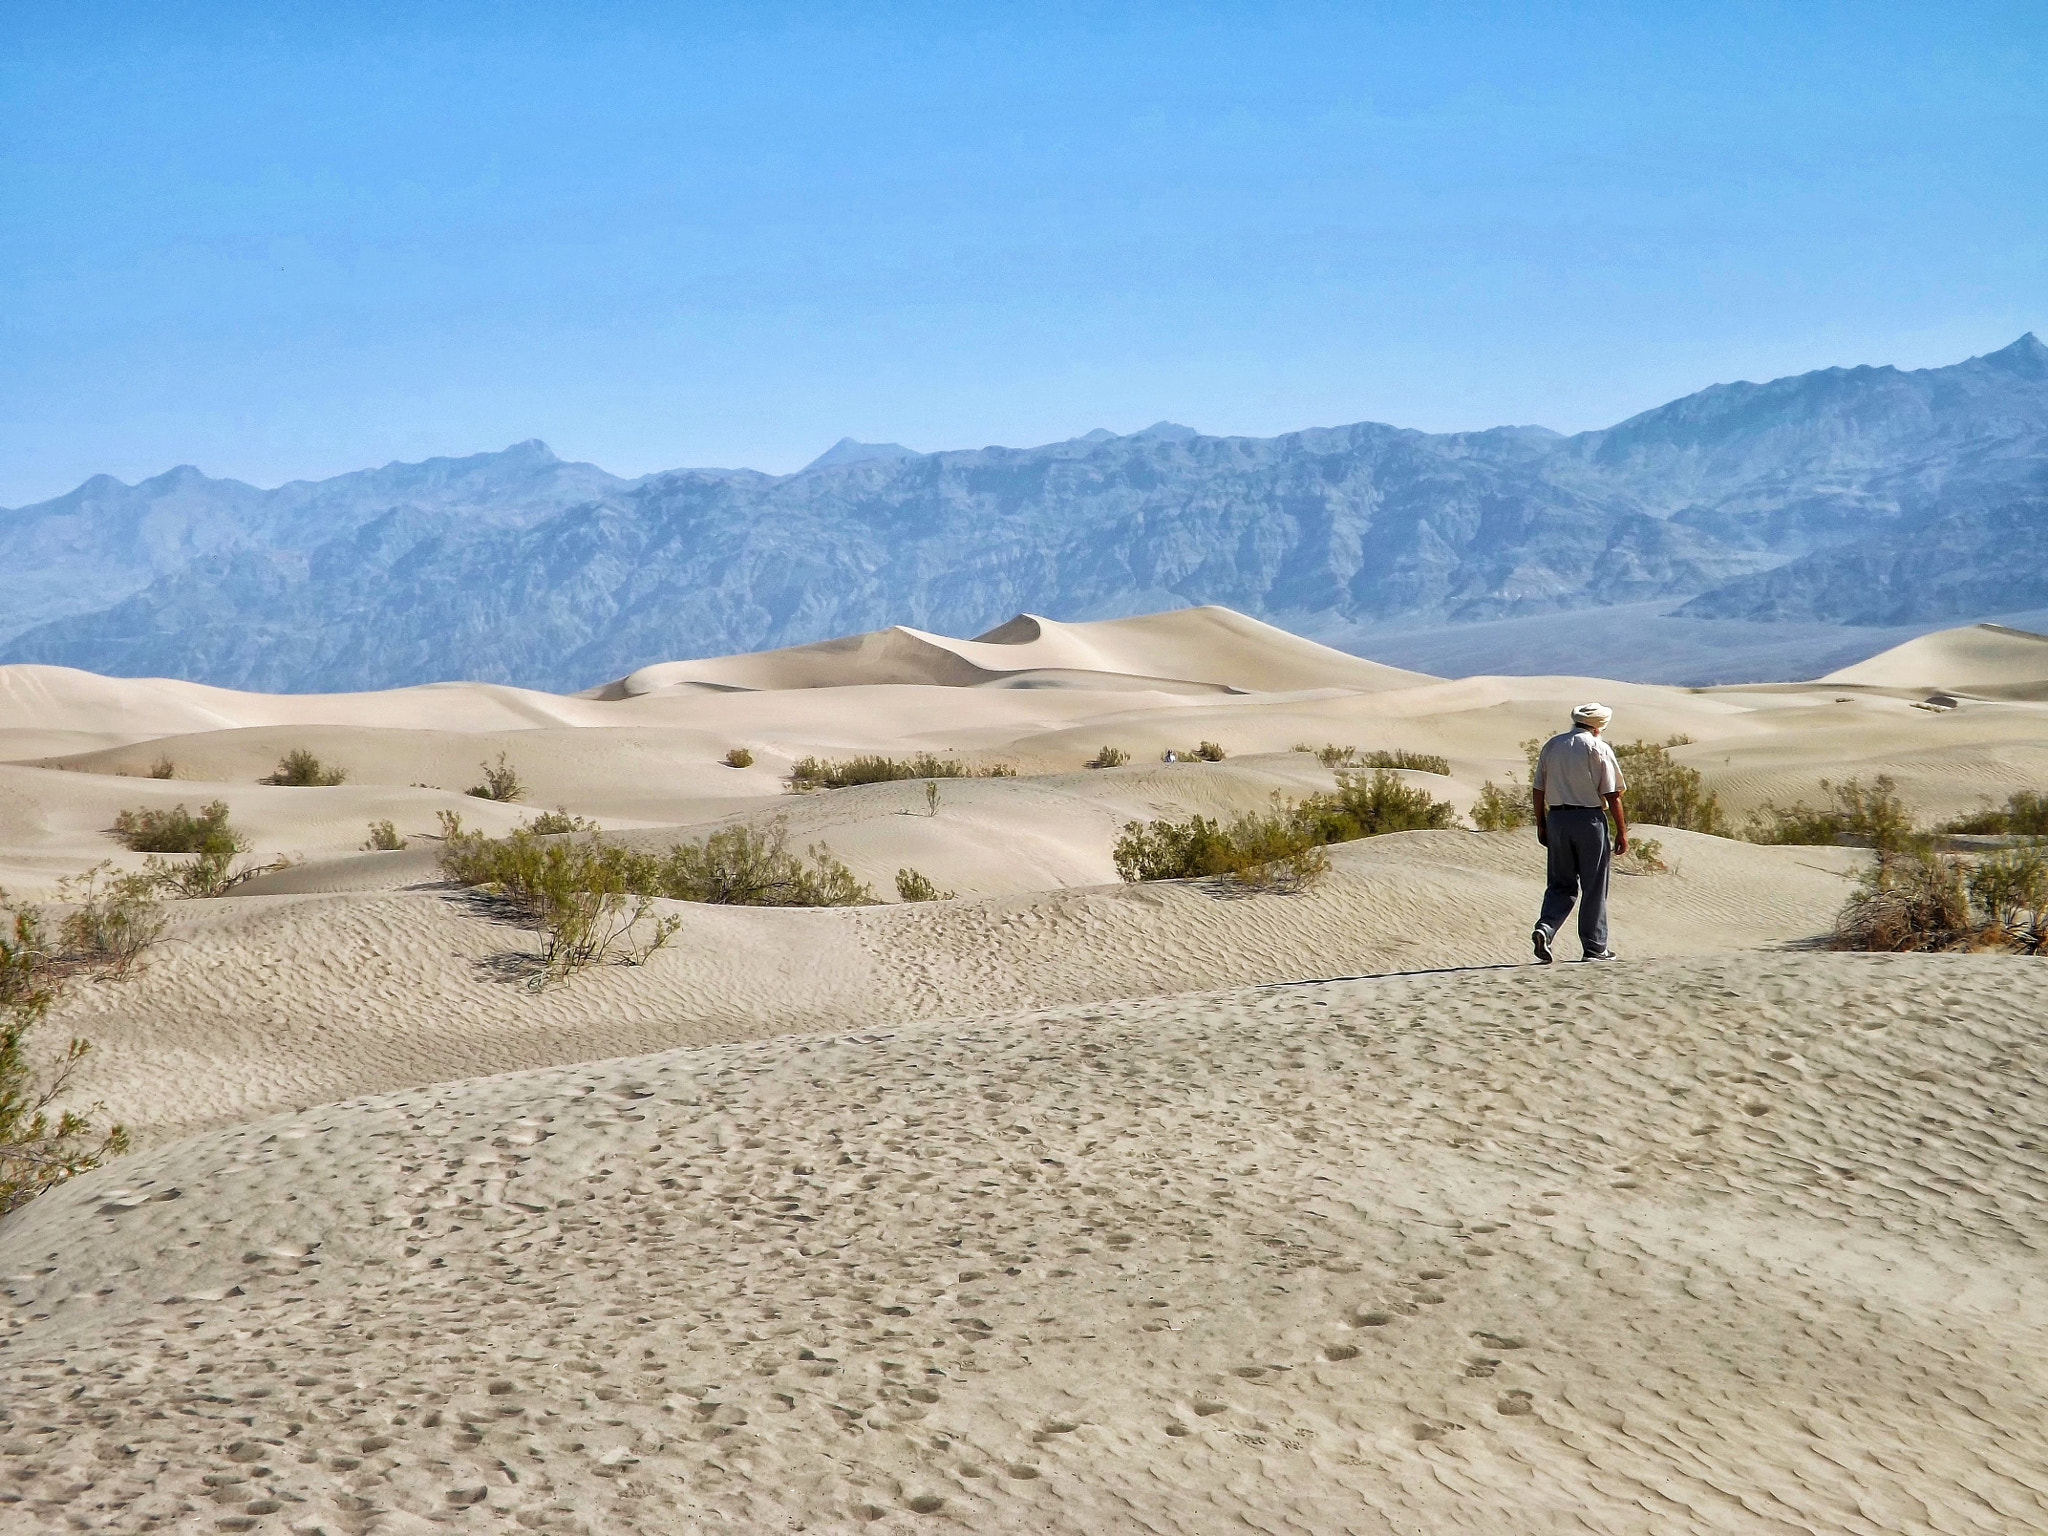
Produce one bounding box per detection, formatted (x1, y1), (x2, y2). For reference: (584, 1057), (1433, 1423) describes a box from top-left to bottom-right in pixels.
(3, 954), (2045, 1534)
(1, 609), (2046, 1533)
(39, 828), (1858, 1151)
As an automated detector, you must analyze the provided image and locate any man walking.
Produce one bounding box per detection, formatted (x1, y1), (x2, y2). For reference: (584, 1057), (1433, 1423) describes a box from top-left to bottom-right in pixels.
(1530, 703), (1627, 963)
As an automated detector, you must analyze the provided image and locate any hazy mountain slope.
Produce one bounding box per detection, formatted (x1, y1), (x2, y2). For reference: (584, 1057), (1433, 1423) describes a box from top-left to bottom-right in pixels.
(0, 439), (632, 638)
(1681, 485), (2048, 624)
(5, 337), (2045, 691)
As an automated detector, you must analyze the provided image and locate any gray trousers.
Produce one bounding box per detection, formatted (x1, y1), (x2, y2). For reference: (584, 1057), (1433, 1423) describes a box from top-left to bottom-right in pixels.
(1537, 804), (1611, 955)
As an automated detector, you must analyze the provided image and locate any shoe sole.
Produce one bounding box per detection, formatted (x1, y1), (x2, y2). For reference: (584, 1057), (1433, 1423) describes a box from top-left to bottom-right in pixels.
(1531, 929), (1552, 964)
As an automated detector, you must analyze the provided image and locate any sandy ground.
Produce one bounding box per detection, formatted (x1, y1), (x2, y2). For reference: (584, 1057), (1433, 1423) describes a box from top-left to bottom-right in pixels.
(1, 607), (2045, 1534)
(5, 954), (2046, 1534)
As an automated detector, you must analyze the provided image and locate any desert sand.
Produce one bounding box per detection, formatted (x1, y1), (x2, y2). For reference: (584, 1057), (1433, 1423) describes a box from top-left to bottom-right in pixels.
(2, 607), (2045, 1534)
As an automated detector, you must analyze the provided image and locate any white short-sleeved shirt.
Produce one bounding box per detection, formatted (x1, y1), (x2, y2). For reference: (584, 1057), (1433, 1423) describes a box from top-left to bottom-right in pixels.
(1533, 727), (1625, 808)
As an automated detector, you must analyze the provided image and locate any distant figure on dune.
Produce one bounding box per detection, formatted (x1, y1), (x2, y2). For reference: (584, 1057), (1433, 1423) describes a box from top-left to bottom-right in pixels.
(1530, 702), (1628, 964)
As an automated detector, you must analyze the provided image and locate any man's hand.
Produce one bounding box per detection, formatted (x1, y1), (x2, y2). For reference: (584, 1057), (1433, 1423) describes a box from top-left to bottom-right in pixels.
(1604, 790), (1627, 857)
(1532, 789), (1547, 846)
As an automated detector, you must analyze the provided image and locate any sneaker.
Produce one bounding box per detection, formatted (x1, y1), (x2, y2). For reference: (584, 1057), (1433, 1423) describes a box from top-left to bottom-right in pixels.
(1581, 948), (1620, 962)
(1531, 926), (1553, 965)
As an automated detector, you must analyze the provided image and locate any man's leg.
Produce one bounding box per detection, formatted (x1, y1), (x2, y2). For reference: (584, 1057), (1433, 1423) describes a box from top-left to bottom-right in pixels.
(1576, 812), (1613, 956)
(1535, 813), (1583, 958)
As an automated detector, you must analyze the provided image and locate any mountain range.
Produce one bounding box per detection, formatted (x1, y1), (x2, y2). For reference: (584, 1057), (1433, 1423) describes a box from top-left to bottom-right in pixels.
(3, 334), (2043, 692)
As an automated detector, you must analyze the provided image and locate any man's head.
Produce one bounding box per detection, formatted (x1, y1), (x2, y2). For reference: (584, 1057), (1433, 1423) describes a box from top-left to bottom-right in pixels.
(1571, 702), (1613, 735)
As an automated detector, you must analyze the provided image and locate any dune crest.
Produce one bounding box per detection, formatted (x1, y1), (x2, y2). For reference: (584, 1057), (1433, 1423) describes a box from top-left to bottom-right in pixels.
(594, 606), (1438, 697)
(1822, 620), (2048, 696)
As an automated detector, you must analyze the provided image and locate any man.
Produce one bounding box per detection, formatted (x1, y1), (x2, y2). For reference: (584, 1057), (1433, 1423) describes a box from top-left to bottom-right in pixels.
(1530, 702), (1627, 964)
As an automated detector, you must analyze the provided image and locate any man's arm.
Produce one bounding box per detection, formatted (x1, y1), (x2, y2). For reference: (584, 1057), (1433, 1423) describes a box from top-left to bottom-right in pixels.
(1531, 788), (1547, 845)
(1604, 790), (1627, 856)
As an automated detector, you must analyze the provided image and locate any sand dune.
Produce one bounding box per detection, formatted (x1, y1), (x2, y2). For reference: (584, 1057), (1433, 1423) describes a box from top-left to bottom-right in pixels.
(2, 608), (2045, 1534)
(594, 607), (1436, 697)
(1822, 620), (2048, 697)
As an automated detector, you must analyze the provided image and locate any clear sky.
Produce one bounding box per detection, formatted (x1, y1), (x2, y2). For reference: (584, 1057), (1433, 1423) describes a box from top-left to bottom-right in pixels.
(3, 1), (2043, 505)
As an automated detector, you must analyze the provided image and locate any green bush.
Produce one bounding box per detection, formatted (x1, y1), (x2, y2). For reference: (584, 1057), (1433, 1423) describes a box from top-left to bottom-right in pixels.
(111, 799), (236, 853)
(1967, 843), (2048, 951)
(262, 748), (346, 786)
(441, 819), (874, 911)
(1114, 768), (1454, 891)
(1, 895), (129, 1214)
(467, 752), (526, 802)
(1470, 777), (1531, 832)
(1292, 768), (1460, 843)
(1746, 775), (1917, 854)
(1358, 748), (1451, 775)
(721, 747), (756, 769)
(1189, 740), (1227, 762)
(1085, 746), (1129, 769)
(1312, 744), (1356, 767)
(787, 753), (1016, 791)
(1609, 738), (1728, 834)
(147, 755), (176, 780)
(362, 819), (407, 852)
(1940, 790), (2048, 836)
(56, 863), (166, 977)
(1112, 807), (1330, 892)
(894, 867), (954, 902)
(524, 807), (597, 836)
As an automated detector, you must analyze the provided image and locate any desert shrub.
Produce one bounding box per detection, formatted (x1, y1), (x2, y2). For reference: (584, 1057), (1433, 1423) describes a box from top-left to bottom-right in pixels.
(1747, 775), (1917, 854)
(441, 820), (873, 911)
(1609, 738), (1728, 834)
(787, 753), (1015, 791)
(1470, 777), (1531, 832)
(1832, 847), (1975, 952)
(467, 752), (526, 802)
(524, 807), (597, 836)
(1358, 748), (1452, 775)
(1, 895), (130, 1214)
(1190, 741), (1227, 762)
(362, 819), (407, 852)
(721, 747), (756, 769)
(1085, 746), (1129, 769)
(262, 748), (346, 786)
(1111, 768), (1454, 890)
(1114, 815), (1233, 882)
(1112, 807), (1331, 891)
(1618, 836), (1667, 875)
(112, 798), (276, 895)
(895, 867), (954, 902)
(111, 799), (236, 854)
(1940, 790), (2048, 837)
(143, 847), (281, 898)
(148, 756), (176, 780)
(658, 824), (872, 906)
(1967, 843), (2048, 951)
(1292, 768), (1459, 843)
(56, 864), (167, 977)
(1313, 744), (1356, 767)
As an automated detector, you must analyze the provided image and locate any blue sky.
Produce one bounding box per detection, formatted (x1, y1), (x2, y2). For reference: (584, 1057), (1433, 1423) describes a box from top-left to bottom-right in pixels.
(3, 1), (2043, 504)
